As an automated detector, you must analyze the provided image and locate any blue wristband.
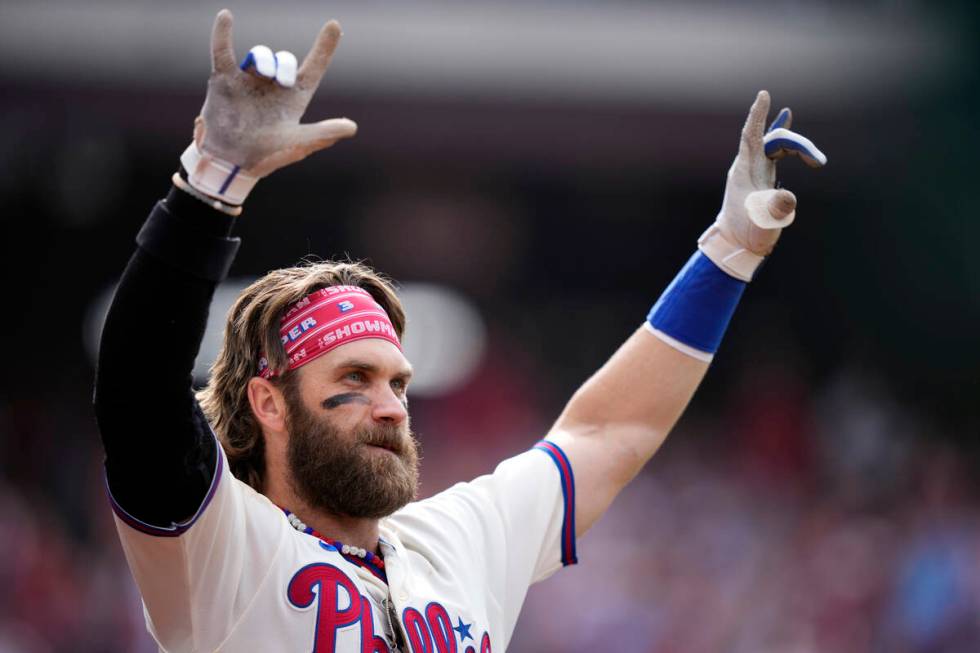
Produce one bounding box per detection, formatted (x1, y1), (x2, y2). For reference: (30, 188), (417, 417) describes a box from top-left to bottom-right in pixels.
(647, 251), (746, 355)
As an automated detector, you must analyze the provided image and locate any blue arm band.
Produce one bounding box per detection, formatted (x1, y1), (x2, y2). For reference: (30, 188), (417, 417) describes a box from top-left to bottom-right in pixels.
(647, 251), (746, 355)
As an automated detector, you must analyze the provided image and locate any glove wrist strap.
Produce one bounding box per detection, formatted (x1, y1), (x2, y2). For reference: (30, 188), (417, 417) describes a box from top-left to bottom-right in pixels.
(697, 222), (765, 282)
(646, 251), (747, 361)
(180, 142), (258, 205)
(172, 173), (243, 216)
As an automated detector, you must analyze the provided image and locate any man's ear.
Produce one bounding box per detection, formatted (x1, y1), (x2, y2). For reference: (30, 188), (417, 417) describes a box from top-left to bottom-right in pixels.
(247, 376), (289, 435)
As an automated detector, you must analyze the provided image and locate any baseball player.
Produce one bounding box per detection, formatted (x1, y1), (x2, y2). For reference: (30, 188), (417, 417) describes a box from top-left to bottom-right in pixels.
(93, 9), (825, 652)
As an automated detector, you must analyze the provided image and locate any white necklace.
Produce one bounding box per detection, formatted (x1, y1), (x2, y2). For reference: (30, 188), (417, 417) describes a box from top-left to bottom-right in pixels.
(283, 509), (376, 562)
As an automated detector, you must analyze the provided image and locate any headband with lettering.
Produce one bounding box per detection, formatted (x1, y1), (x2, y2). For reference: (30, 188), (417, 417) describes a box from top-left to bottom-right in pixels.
(258, 286), (401, 379)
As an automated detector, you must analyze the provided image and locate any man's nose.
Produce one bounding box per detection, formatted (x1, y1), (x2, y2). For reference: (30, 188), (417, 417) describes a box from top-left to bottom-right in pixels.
(372, 387), (407, 424)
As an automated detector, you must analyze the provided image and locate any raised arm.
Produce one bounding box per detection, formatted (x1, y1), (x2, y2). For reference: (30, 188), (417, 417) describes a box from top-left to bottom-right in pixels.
(548, 91), (826, 534)
(93, 9), (356, 527)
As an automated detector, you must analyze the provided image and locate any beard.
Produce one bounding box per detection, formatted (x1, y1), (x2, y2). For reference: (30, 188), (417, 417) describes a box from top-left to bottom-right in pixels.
(284, 392), (420, 520)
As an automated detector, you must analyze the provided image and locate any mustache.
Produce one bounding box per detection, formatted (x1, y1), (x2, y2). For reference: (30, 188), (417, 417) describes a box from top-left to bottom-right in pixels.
(356, 423), (410, 454)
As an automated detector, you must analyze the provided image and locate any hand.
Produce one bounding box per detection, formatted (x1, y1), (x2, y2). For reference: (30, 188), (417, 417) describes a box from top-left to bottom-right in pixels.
(699, 90), (826, 281)
(180, 9), (358, 204)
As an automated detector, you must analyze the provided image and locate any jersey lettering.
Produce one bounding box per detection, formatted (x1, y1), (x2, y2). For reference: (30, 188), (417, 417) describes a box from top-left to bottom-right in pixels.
(402, 603), (486, 653)
(402, 607), (433, 653)
(424, 603), (456, 653)
(287, 563), (363, 653)
(360, 600), (390, 653)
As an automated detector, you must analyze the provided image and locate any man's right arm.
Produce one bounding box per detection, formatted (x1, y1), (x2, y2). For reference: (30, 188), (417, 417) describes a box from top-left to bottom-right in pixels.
(93, 8), (356, 528)
(93, 182), (239, 527)
(90, 12), (358, 648)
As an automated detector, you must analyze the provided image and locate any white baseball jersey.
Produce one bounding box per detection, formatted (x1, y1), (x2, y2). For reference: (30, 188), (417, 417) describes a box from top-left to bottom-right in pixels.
(109, 438), (577, 652)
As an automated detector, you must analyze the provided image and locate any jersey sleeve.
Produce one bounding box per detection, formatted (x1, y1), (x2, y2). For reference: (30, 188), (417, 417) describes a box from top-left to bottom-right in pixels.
(108, 435), (287, 652)
(390, 439), (576, 640)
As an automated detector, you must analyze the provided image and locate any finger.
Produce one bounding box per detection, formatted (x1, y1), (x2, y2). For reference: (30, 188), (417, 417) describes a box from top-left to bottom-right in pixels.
(764, 128), (828, 167)
(767, 107), (792, 133)
(297, 118), (358, 151)
(767, 189), (797, 220)
(298, 20), (343, 87)
(739, 90), (771, 157)
(241, 45), (277, 79)
(211, 9), (236, 73)
(274, 50), (298, 87)
(249, 118), (358, 178)
(193, 115), (206, 148)
(745, 188), (797, 229)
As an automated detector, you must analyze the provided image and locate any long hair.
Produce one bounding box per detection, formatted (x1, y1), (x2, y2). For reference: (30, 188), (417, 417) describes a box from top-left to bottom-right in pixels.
(196, 260), (406, 492)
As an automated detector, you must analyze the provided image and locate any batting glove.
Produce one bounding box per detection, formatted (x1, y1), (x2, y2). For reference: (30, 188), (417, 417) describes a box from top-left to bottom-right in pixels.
(698, 90), (826, 281)
(179, 9), (357, 205)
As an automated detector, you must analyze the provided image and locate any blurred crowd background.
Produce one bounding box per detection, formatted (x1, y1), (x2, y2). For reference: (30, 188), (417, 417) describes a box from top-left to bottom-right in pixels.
(1, 1), (978, 651)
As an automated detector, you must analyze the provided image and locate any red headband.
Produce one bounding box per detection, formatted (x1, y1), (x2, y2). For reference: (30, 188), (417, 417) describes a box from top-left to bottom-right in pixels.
(258, 286), (401, 379)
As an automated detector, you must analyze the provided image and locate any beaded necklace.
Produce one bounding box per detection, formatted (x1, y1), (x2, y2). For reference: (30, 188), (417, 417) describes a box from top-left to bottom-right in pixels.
(281, 508), (387, 582)
(282, 508), (403, 648)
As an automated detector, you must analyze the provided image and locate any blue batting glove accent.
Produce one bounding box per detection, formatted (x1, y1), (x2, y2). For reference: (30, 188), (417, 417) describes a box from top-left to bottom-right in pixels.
(239, 45), (276, 78)
(648, 251), (746, 355)
(767, 108), (792, 133)
(764, 127), (828, 167)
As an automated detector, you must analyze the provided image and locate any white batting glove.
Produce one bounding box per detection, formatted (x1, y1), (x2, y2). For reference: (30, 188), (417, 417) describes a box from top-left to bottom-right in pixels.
(180, 9), (358, 205)
(698, 90), (826, 281)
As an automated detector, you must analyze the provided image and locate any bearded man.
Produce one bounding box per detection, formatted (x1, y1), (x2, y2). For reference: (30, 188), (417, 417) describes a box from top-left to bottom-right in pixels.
(93, 9), (825, 652)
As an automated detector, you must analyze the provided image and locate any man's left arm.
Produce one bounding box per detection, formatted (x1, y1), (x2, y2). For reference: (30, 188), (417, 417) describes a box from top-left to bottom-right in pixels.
(548, 90), (826, 535)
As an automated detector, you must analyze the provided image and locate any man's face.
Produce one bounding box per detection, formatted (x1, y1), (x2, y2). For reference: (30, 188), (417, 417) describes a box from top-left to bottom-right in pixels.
(282, 339), (419, 519)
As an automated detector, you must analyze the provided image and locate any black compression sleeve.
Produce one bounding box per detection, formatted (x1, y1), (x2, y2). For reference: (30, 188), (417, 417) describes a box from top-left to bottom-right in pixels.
(93, 184), (241, 527)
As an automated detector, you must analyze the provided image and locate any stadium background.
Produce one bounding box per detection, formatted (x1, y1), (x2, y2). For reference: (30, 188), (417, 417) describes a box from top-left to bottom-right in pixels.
(1, 1), (978, 651)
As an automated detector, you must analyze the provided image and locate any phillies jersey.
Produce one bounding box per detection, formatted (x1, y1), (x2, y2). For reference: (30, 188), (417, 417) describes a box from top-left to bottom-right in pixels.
(109, 438), (576, 652)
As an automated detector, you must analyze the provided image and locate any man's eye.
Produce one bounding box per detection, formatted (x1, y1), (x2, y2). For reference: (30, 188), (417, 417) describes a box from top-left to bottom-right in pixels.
(391, 379), (405, 392)
(345, 371), (365, 383)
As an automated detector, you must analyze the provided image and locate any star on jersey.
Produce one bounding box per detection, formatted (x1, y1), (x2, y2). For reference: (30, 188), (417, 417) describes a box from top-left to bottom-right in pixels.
(453, 616), (474, 642)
